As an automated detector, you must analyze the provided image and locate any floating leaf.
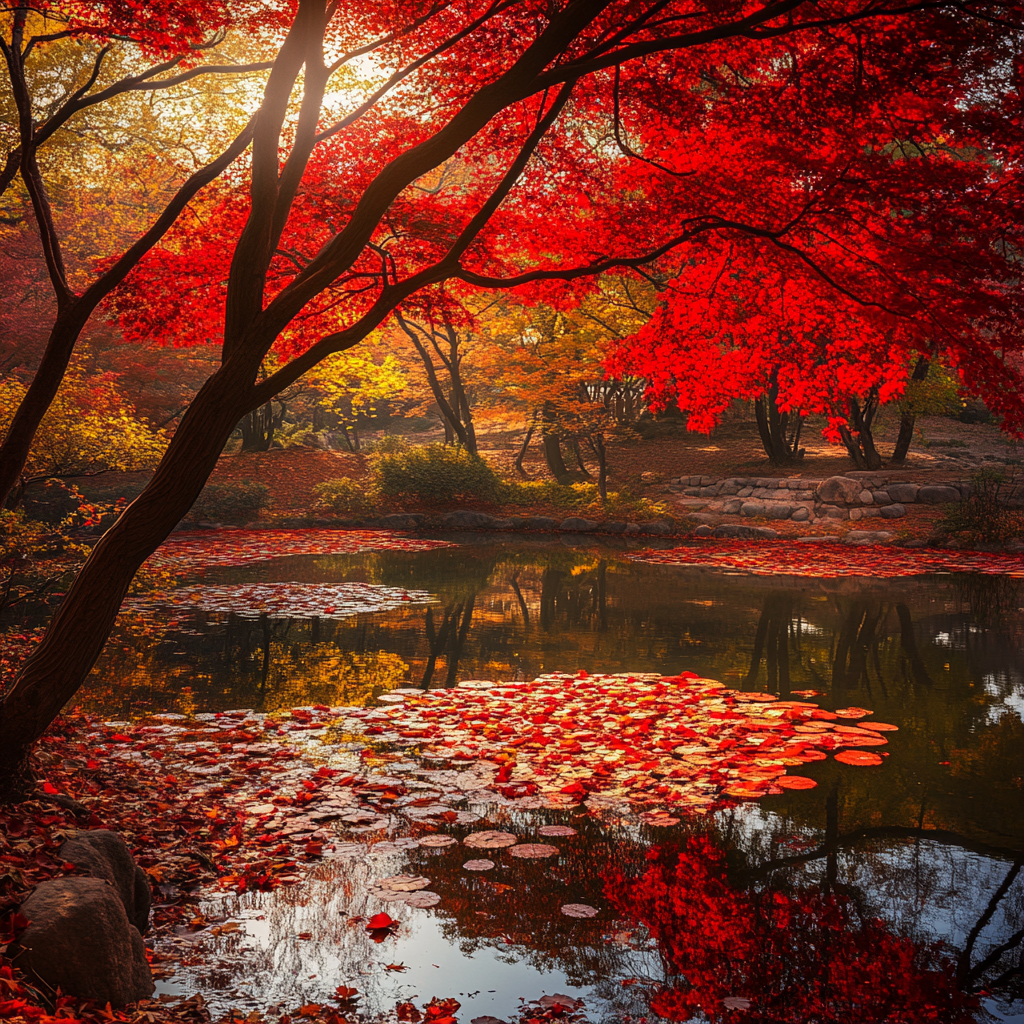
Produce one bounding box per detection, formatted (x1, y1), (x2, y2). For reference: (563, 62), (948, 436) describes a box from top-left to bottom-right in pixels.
(418, 835), (458, 848)
(560, 903), (599, 918)
(464, 830), (518, 849)
(860, 721), (898, 732)
(463, 859), (495, 871)
(508, 843), (559, 859)
(538, 825), (577, 837)
(722, 996), (752, 1010)
(376, 874), (431, 892)
(775, 776), (818, 790)
(834, 750), (883, 766)
(367, 912), (395, 930)
(403, 891), (441, 908)
(833, 707), (872, 719)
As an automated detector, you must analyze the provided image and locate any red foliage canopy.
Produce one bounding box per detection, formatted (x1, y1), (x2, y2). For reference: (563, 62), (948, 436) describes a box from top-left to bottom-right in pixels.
(107, 0), (1024, 442)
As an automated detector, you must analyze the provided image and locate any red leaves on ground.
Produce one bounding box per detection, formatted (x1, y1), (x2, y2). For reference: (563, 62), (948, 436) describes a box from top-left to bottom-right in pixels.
(633, 541), (1024, 579)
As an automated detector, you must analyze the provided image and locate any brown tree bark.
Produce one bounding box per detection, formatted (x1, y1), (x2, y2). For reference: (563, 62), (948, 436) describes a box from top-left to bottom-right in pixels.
(0, 366), (253, 792)
(753, 369), (804, 465)
(890, 357), (930, 465)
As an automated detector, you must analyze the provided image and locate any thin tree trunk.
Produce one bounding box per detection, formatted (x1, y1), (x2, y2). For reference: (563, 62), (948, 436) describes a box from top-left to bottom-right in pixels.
(845, 394), (882, 470)
(514, 413), (537, 477)
(891, 357), (929, 465)
(0, 308), (90, 508)
(593, 433), (608, 499)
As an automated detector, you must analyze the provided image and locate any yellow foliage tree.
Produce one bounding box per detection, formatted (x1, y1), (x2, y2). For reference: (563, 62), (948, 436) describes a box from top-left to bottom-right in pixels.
(0, 364), (166, 500)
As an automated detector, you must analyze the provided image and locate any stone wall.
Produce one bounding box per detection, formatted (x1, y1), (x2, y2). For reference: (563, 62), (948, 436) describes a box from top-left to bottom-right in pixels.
(669, 473), (972, 524)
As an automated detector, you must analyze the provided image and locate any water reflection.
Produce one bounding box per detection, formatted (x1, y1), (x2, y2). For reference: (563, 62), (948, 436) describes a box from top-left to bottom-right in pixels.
(165, 800), (1023, 1022)
(71, 535), (1024, 1018)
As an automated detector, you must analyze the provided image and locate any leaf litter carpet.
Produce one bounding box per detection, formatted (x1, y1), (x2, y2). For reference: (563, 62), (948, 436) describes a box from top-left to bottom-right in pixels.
(632, 539), (1024, 577)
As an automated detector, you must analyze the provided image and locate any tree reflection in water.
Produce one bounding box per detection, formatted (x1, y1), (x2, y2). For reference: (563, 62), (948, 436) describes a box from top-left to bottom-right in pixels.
(70, 540), (1024, 1017)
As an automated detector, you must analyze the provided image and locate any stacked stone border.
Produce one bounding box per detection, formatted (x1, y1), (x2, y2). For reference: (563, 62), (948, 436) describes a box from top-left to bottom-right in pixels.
(669, 473), (969, 523)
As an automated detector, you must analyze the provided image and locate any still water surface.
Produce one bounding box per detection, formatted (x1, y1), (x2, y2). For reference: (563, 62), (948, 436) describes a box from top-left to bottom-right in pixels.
(84, 535), (1024, 1022)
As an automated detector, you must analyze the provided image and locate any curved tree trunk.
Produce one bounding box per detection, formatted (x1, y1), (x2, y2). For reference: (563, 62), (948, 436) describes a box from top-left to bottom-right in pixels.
(0, 307), (91, 509)
(753, 370), (804, 465)
(0, 367), (252, 796)
(890, 357), (930, 465)
(541, 402), (574, 483)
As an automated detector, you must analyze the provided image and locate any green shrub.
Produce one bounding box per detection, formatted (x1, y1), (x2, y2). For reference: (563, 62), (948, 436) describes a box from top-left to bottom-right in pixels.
(364, 435), (409, 454)
(313, 477), (374, 516)
(499, 479), (668, 519)
(942, 470), (1023, 544)
(188, 480), (270, 524)
(373, 443), (501, 504)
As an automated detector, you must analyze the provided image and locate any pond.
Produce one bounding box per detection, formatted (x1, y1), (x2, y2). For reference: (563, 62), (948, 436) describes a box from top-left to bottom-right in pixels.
(81, 534), (1024, 1023)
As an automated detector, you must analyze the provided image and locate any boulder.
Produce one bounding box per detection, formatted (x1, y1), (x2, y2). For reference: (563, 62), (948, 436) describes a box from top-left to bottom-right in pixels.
(765, 504), (794, 520)
(1004, 537), (1024, 553)
(872, 490), (891, 505)
(886, 483), (920, 503)
(59, 830), (150, 934)
(637, 520), (674, 535)
(917, 485), (962, 504)
(523, 516), (560, 531)
(737, 487), (754, 497)
(491, 516), (527, 529)
(816, 476), (863, 504)
(377, 513), (422, 530)
(879, 503), (907, 519)
(721, 499), (743, 514)
(713, 525), (778, 539)
(623, 523), (642, 535)
(12, 877), (154, 1006)
(595, 520), (627, 534)
(694, 525), (714, 537)
(442, 510), (496, 529)
(844, 530), (895, 546)
(858, 490), (874, 504)
(558, 517), (599, 532)
(739, 501), (765, 517)
(796, 535), (840, 543)
(790, 507), (811, 522)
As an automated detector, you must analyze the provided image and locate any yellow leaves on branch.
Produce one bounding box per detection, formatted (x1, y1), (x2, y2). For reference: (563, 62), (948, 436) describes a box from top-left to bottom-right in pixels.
(301, 349), (407, 427)
(0, 365), (167, 482)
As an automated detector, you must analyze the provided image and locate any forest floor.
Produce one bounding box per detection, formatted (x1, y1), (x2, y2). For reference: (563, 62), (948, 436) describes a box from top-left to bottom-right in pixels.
(202, 411), (1022, 544)
(68, 409), (1024, 546)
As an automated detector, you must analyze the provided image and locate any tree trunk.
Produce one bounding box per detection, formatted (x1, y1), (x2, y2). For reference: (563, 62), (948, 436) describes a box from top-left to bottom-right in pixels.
(753, 371), (804, 465)
(592, 433), (608, 499)
(541, 402), (573, 483)
(890, 357), (930, 465)
(838, 392), (882, 470)
(514, 414), (537, 477)
(0, 307), (91, 509)
(0, 368), (252, 797)
(239, 401), (277, 451)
